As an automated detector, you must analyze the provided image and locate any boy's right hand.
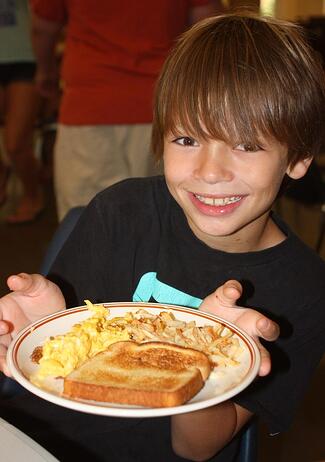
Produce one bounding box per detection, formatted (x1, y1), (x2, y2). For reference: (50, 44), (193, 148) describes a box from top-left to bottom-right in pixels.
(0, 273), (66, 376)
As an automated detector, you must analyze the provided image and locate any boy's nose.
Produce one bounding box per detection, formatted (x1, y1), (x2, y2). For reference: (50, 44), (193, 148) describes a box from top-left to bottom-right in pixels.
(194, 143), (233, 184)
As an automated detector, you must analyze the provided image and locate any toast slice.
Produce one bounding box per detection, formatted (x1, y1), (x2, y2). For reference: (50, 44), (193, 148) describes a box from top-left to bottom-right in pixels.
(63, 341), (211, 407)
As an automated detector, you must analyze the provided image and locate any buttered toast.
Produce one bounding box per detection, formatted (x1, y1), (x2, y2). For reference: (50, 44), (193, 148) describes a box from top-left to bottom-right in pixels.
(63, 341), (211, 407)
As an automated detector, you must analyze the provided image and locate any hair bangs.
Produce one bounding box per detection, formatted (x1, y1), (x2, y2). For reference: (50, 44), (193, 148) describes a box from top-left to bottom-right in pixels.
(155, 17), (290, 151)
(152, 14), (325, 162)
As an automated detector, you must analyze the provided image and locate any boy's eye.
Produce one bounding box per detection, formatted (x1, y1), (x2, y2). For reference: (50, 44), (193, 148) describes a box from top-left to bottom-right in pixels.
(173, 136), (198, 147)
(234, 143), (262, 152)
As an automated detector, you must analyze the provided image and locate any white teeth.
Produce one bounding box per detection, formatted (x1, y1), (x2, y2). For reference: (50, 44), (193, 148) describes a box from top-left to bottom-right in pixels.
(195, 194), (241, 206)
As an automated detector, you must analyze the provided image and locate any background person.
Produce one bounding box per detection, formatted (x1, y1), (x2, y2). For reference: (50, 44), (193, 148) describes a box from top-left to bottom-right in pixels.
(0, 0), (43, 224)
(30, 0), (216, 221)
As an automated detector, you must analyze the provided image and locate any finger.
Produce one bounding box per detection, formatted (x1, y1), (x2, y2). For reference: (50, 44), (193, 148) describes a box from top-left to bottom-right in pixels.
(0, 344), (11, 377)
(214, 280), (242, 307)
(257, 342), (272, 377)
(256, 317), (280, 342)
(0, 358), (12, 377)
(0, 321), (10, 335)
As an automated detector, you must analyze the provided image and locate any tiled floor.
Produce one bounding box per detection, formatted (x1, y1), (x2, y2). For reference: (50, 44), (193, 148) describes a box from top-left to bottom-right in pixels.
(0, 177), (324, 461)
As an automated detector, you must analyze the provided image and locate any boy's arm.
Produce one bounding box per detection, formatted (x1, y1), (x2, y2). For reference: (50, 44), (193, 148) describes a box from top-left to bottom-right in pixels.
(172, 402), (252, 461)
(171, 280), (279, 460)
(0, 273), (65, 376)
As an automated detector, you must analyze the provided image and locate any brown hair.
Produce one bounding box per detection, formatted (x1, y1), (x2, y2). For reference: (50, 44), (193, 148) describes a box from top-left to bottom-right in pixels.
(152, 12), (325, 166)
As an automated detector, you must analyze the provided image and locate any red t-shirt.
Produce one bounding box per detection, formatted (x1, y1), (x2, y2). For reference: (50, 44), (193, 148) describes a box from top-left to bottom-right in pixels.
(30, 0), (210, 124)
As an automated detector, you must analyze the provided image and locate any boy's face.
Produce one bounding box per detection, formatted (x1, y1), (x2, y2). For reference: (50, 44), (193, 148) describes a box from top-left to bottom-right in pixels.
(163, 133), (310, 252)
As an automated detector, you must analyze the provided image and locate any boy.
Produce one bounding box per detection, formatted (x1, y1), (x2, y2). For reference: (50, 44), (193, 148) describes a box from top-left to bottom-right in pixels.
(0, 11), (325, 462)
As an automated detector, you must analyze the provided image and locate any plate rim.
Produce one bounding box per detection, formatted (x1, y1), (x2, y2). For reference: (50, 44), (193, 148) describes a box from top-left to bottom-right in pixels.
(7, 302), (261, 418)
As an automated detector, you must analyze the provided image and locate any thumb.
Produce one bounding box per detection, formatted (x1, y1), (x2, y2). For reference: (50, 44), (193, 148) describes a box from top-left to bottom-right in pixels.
(200, 280), (243, 315)
(214, 280), (243, 307)
(7, 273), (46, 296)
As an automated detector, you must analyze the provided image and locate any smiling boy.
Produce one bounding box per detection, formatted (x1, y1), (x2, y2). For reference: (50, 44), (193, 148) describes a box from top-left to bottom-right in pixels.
(0, 11), (325, 462)
(163, 135), (294, 251)
(153, 13), (324, 254)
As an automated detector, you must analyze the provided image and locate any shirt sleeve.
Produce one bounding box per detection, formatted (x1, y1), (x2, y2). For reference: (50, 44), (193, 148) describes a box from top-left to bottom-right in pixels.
(29, 0), (67, 23)
(234, 297), (325, 434)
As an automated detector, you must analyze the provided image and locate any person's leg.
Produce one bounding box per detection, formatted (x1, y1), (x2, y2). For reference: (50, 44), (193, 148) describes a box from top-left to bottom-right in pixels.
(3, 80), (43, 223)
(55, 125), (128, 221)
(125, 123), (163, 177)
(55, 124), (160, 221)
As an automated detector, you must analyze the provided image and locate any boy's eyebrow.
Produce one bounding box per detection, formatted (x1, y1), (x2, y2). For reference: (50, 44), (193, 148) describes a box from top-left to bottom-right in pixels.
(164, 128), (274, 148)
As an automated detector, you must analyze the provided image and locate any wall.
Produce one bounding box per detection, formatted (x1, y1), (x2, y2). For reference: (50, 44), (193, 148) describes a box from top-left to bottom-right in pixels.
(275, 0), (325, 20)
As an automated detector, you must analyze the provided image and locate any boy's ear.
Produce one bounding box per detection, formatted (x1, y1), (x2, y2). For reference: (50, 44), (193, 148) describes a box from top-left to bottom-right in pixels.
(286, 156), (313, 180)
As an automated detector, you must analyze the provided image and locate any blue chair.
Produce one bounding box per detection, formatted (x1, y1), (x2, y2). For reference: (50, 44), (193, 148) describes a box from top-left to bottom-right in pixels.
(236, 419), (258, 462)
(0, 205), (258, 461)
(39, 206), (85, 276)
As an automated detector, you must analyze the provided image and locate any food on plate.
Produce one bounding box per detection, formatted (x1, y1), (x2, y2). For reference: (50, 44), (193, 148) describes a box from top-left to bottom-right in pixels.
(31, 301), (130, 383)
(31, 301), (243, 388)
(123, 308), (242, 366)
(63, 340), (211, 407)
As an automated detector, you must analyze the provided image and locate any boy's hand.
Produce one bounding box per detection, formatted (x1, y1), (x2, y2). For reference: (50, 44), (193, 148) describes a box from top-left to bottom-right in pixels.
(0, 273), (65, 376)
(200, 280), (279, 377)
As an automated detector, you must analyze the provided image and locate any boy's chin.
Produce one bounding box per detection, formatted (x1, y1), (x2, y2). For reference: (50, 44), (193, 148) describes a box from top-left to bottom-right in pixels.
(187, 219), (240, 242)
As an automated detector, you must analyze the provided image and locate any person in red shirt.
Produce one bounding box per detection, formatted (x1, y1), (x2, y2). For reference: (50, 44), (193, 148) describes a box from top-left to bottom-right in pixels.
(30, 0), (217, 220)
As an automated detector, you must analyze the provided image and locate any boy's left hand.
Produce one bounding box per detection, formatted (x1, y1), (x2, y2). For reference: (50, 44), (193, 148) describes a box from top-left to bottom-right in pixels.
(199, 280), (279, 377)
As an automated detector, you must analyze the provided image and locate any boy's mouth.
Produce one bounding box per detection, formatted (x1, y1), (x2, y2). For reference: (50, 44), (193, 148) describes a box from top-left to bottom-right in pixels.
(189, 192), (246, 216)
(194, 194), (242, 206)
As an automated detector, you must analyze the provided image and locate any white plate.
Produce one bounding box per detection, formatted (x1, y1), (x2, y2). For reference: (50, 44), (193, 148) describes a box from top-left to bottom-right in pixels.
(7, 302), (260, 418)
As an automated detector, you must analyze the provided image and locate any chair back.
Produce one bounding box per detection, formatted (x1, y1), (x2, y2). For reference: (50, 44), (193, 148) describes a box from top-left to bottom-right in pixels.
(39, 206), (85, 275)
(236, 419), (258, 462)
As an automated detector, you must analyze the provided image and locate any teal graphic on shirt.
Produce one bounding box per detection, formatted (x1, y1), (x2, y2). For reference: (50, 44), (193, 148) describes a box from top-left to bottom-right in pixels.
(133, 272), (202, 309)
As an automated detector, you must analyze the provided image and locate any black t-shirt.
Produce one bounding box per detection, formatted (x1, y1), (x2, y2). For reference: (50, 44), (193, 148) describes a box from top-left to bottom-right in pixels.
(46, 176), (325, 458)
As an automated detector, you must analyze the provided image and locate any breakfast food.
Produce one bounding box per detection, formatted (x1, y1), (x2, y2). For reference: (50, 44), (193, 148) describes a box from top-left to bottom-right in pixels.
(63, 341), (211, 407)
(31, 301), (130, 383)
(30, 301), (243, 395)
(121, 308), (241, 366)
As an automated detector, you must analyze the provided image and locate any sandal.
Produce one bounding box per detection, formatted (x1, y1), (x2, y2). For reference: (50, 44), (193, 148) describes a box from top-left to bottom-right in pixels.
(0, 165), (11, 207)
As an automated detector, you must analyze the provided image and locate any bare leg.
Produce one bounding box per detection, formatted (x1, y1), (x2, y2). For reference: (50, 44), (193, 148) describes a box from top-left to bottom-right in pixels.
(3, 81), (43, 223)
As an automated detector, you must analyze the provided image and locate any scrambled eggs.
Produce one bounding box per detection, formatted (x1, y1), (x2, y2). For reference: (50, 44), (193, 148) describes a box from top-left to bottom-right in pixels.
(32, 300), (129, 383)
